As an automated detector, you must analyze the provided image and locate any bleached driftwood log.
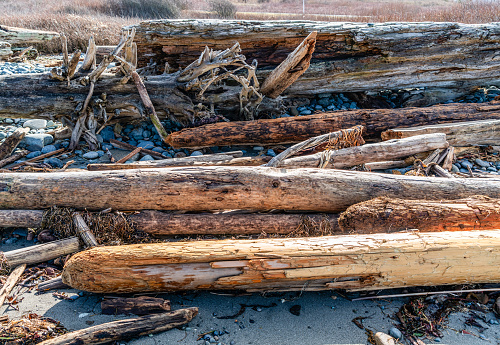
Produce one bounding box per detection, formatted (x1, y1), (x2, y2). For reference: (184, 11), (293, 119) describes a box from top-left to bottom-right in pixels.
(0, 167), (499, 212)
(62, 230), (500, 293)
(129, 20), (500, 102)
(0, 25), (59, 44)
(381, 119), (500, 146)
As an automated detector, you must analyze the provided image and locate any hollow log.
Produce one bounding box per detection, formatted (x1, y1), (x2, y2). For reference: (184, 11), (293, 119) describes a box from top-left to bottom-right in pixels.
(38, 308), (198, 345)
(381, 119), (500, 146)
(338, 196), (500, 233)
(62, 230), (500, 293)
(101, 296), (171, 315)
(165, 102), (500, 148)
(0, 167), (499, 212)
(0, 25), (59, 44)
(279, 133), (448, 169)
(129, 20), (500, 98)
(2, 237), (81, 267)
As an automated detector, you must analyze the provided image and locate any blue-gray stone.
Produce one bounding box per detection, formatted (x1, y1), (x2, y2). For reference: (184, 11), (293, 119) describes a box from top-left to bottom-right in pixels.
(162, 151), (171, 157)
(487, 167), (497, 172)
(4, 118), (14, 124)
(97, 150), (105, 157)
(128, 140), (137, 146)
(489, 319), (499, 325)
(41, 145), (57, 154)
(75, 150), (82, 155)
(83, 151), (99, 159)
(152, 147), (163, 153)
(44, 157), (64, 168)
(140, 154), (154, 161)
(190, 151), (203, 157)
(434, 338), (441, 342)
(451, 164), (460, 173)
(102, 144), (113, 151)
(281, 114), (291, 117)
(475, 158), (491, 168)
(267, 149), (276, 157)
(0, 132), (6, 140)
(253, 146), (264, 151)
(388, 327), (402, 339)
(26, 151), (41, 159)
(327, 105), (337, 110)
(142, 130), (151, 138)
(289, 107), (299, 116)
(317, 98), (330, 107)
(5, 238), (17, 244)
(299, 109), (312, 115)
(24, 134), (53, 151)
(46, 120), (55, 127)
(460, 160), (473, 169)
(100, 126), (115, 142)
(459, 168), (469, 173)
(23, 119), (47, 129)
(138, 141), (155, 150)
(130, 128), (144, 139)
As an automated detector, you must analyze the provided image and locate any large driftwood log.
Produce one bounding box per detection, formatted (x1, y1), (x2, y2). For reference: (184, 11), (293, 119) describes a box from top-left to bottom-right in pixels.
(38, 308), (198, 345)
(62, 230), (500, 293)
(339, 196), (500, 233)
(0, 209), (43, 228)
(165, 102), (500, 148)
(129, 20), (500, 99)
(0, 25), (59, 44)
(279, 133), (448, 169)
(0, 167), (499, 213)
(381, 119), (500, 146)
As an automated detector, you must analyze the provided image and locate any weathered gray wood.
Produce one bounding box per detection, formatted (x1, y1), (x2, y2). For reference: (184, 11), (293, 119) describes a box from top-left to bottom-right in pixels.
(0, 209), (43, 228)
(101, 296), (171, 315)
(72, 213), (99, 247)
(0, 128), (28, 160)
(0, 25), (59, 44)
(0, 42), (12, 59)
(0, 264), (26, 307)
(0, 167), (499, 213)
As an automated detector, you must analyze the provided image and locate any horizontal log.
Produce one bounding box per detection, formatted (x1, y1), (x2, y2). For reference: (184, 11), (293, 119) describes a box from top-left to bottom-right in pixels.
(381, 119), (500, 146)
(166, 102), (500, 148)
(338, 196), (500, 233)
(1, 167), (499, 212)
(280, 133), (448, 168)
(101, 296), (171, 315)
(37, 277), (69, 291)
(0, 209), (43, 228)
(365, 160), (408, 170)
(62, 230), (500, 293)
(38, 308), (198, 345)
(129, 20), (500, 96)
(0, 25), (59, 44)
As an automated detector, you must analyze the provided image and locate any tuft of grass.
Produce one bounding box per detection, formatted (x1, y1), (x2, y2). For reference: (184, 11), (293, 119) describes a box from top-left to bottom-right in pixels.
(208, 0), (237, 18)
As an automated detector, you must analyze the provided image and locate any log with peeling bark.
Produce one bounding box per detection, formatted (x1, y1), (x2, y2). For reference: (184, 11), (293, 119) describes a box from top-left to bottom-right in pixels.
(338, 196), (500, 233)
(0, 128), (28, 160)
(62, 230), (500, 293)
(101, 296), (171, 315)
(0, 25), (59, 44)
(381, 119), (500, 146)
(279, 133), (448, 169)
(2, 237), (81, 267)
(129, 20), (500, 101)
(38, 308), (198, 345)
(0, 167), (499, 212)
(165, 102), (500, 148)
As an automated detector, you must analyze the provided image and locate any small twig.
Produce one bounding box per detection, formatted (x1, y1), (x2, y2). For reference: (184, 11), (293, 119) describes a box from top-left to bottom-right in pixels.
(116, 147), (142, 164)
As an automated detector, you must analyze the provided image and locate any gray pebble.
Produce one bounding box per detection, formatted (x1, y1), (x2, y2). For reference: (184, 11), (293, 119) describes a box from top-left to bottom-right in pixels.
(142, 130), (151, 138)
(137, 141), (155, 150)
(475, 158), (491, 168)
(0, 132), (6, 140)
(451, 164), (460, 173)
(253, 146), (264, 151)
(388, 327), (402, 339)
(23, 119), (47, 130)
(140, 155), (154, 161)
(4, 118), (14, 124)
(83, 151), (99, 160)
(299, 109), (312, 115)
(489, 319), (499, 325)
(41, 145), (57, 154)
(460, 160), (473, 169)
(24, 133), (54, 151)
(267, 149), (276, 157)
(434, 337), (441, 342)
(5, 238), (17, 244)
(190, 150), (203, 157)
(97, 150), (105, 157)
(26, 151), (42, 159)
(44, 157), (64, 168)
(289, 107), (299, 116)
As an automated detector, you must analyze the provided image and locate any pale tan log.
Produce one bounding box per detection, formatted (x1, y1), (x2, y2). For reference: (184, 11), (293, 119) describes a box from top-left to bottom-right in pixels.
(0, 264), (26, 307)
(62, 230), (500, 293)
(280, 134), (448, 169)
(165, 102), (500, 148)
(38, 308), (198, 345)
(441, 147), (455, 171)
(338, 196), (500, 233)
(72, 213), (98, 247)
(0, 25), (59, 44)
(87, 155), (270, 171)
(0, 128), (28, 160)
(381, 119), (500, 146)
(365, 160), (408, 170)
(260, 31), (316, 98)
(2, 237), (81, 267)
(0, 209), (43, 228)
(1, 167), (499, 212)
(131, 211), (339, 235)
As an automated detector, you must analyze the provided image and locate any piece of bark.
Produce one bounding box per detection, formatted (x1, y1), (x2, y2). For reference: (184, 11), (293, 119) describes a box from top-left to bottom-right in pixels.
(130, 211), (340, 236)
(381, 119), (500, 146)
(110, 139), (166, 159)
(62, 230), (500, 293)
(0, 264), (26, 307)
(101, 296), (171, 315)
(88, 154), (267, 171)
(38, 308), (198, 345)
(441, 146), (455, 171)
(72, 213), (98, 247)
(279, 133), (448, 169)
(0, 167), (499, 212)
(0, 150), (28, 169)
(0, 25), (59, 44)
(116, 147), (141, 164)
(165, 102), (500, 148)
(37, 277), (69, 291)
(260, 31), (317, 98)
(338, 196), (500, 233)
(432, 164), (454, 178)
(0, 127), (28, 160)
(2, 237), (81, 267)
(130, 21), (500, 99)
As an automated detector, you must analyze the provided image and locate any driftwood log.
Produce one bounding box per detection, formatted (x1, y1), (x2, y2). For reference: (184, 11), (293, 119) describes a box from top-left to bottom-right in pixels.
(381, 119), (500, 146)
(279, 133), (448, 169)
(0, 167), (499, 212)
(338, 196), (500, 233)
(38, 308), (198, 345)
(129, 20), (500, 102)
(0, 25), (59, 44)
(101, 296), (171, 315)
(62, 230), (500, 293)
(165, 102), (500, 148)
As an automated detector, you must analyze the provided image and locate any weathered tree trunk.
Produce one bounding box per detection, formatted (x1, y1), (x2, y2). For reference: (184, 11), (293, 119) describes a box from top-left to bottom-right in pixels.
(130, 211), (340, 235)
(101, 296), (171, 315)
(0, 25), (59, 44)
(2, 237), (81, 267)
(62, 230), (500, 293)
(38, 308), (198, 345)
(381, 119), (500, 146)
(129, 20), (500, 99)
(0, 167), (499, 212)
(0, 209), (43, 228)
(279, 133), (448, 169)
(166, 102), (500, 148)
(338, 196), (500, 233)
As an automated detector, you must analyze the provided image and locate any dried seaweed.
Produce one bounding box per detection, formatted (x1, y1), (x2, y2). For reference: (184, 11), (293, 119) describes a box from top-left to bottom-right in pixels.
(0, 313), (66, 345)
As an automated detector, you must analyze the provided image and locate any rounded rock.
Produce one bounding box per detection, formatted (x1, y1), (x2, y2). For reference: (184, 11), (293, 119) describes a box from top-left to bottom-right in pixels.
(83, 151), (99, 160)
(41, 145), (57, 154)
(190, 151), (203, 157)
(23, 119), (47, 130)
(388, 327), (402, 340)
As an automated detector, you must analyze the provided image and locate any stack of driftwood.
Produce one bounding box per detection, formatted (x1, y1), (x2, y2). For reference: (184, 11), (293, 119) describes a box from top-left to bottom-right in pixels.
(1, 19), (500, 343)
